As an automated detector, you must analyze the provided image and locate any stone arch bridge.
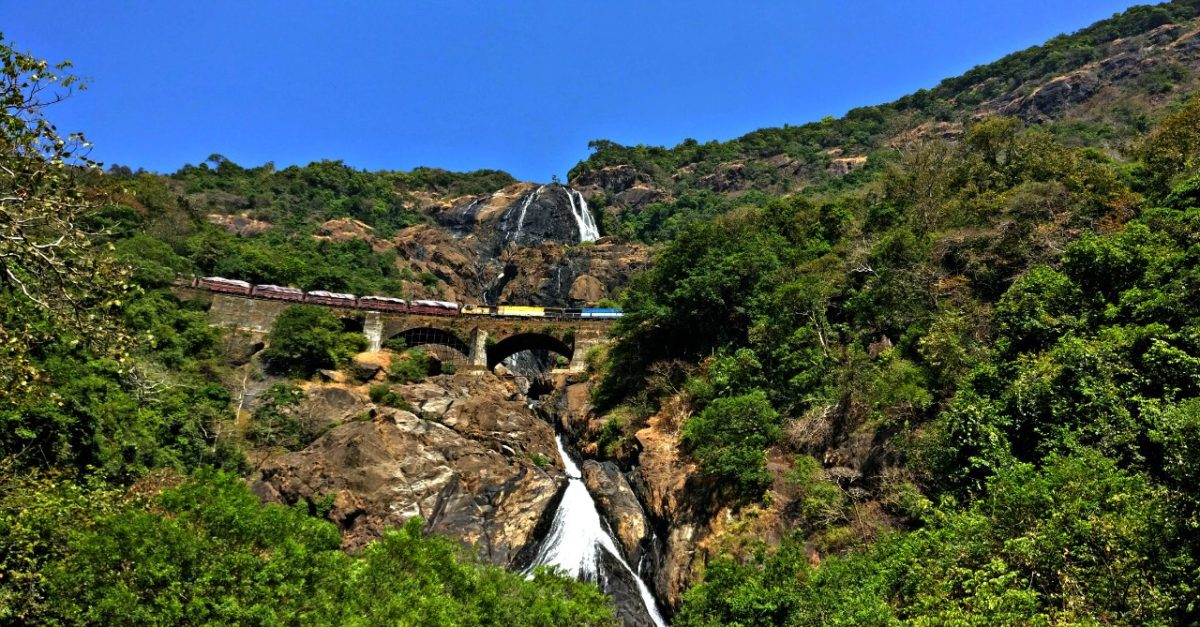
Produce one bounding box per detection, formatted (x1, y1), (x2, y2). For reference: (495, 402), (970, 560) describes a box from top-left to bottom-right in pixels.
(180, 289), (614, 373)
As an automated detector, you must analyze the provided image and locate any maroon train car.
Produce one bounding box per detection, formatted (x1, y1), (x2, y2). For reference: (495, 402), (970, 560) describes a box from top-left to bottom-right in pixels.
(306, 290), (358, 308)
(409, 299), (459, 317)
(197, 276), (252, 295)
(252, 284), (304, 302)
(357, 295), (408, 313)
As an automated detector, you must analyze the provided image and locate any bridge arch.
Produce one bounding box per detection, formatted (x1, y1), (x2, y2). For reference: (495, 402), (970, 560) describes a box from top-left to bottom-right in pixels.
(385, 326), (471, 365)
(487, 333), (573, 371)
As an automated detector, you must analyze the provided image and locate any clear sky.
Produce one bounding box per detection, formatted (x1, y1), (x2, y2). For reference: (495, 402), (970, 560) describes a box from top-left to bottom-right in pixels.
(2, 1), (1147, 182)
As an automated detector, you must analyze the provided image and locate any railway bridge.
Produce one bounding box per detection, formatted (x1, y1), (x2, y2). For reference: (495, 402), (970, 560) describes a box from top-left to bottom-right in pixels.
(175, 288), (615, 373)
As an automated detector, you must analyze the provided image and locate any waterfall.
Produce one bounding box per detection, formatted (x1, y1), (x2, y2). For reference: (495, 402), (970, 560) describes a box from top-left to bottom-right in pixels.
(563, 187), (600, 243)
(531, 435), (667, 627)
(510, 185), (544, 241)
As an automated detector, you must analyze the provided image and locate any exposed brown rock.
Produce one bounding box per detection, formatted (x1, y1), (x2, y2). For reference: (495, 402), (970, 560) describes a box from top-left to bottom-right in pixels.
(316, 218), (378, 245)
(255, 376), (564, 568)
(568, 274), (605, 303)
(828, 156), (868, 177)
(628, 407), (710, 608)
(581, 460), (649, 564)
(206, 213), (272, 236)
(348, 351), (391, 382)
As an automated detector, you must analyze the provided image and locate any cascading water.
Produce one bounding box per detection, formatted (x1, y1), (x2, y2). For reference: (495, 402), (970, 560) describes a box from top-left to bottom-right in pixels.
(509, 185), (544, 241)
(531, 435), (666, 627)
(563, 187), (600, 242)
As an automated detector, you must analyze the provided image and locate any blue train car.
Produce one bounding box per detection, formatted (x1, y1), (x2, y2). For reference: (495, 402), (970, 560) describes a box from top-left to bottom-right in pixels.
(580, 308), (622, 319)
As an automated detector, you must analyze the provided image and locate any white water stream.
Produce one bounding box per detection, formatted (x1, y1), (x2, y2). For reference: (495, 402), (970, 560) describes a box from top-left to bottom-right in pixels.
(507, 184), (599, 244)
(563, 187), (601, 242)
(530, 435), (667, 627)
(510, 185), (544, 241)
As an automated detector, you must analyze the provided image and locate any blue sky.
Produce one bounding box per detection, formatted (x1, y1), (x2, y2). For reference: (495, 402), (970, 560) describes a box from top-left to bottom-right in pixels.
(3, 1), (1145, 182)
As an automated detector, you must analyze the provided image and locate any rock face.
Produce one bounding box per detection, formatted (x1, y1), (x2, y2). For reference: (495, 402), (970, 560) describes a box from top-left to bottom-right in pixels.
(290, 384), (370, 434)
(206, 213), (272, 236)
(581, 460), (650, 565)
(255, 376), (564, 568)
(389, 182), (649, 306)
(627, 407), (718, 610)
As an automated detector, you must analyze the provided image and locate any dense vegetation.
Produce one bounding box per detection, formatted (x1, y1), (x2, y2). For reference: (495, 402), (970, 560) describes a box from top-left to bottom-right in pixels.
(158, 154), (516, 234)
(594, 57), (1200, 627)
(0, 38), (614, 625)
(1, 471), (613, 625)
(260, 305), (366, 377)
(94, 169), (443, 298)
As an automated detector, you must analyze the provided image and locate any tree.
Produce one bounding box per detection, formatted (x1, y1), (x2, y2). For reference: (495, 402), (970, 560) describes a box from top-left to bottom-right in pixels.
(1138, 96), (1200, 198)
(260, 305), (364, 377)
(0, 36), (130, 398)
(681, 390), (781, 498)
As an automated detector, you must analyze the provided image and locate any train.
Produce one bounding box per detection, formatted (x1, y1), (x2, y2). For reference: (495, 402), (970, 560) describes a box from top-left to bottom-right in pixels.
(179, 276), (622, 319)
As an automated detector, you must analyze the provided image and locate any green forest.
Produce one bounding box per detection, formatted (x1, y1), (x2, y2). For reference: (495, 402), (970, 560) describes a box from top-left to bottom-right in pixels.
(593, 54), (1200, 627)
(600, 106), (1200, 624)
(6, 0), (1200, 625)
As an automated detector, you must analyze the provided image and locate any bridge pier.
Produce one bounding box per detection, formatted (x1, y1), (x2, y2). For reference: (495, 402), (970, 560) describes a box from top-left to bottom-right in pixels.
(568, 328), (605, 373)
(364, 312), (384, 352)
(467, 327), (489, 372)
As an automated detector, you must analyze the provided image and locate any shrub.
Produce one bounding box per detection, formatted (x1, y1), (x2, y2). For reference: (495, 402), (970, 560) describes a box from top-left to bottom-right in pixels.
(681, 390), (780, 498)
(261, 306), (365, 377)
(388, 349), (437, 384)
(246, 383), (308, 451)
(368, 383), (413, 412)
(34, 471), (618, 626)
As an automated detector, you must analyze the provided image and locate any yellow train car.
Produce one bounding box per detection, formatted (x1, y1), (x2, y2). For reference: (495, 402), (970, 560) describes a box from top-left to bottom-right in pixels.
(496, 306), (545, 318)
(461, 304), (494, 315)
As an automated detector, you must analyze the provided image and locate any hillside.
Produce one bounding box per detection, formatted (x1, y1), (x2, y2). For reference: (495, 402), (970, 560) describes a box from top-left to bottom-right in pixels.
(552, 2), (1200, 623)
(570, 0), (1200, 241)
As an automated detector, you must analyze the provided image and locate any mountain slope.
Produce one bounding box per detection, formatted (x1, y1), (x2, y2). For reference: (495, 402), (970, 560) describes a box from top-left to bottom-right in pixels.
(569, 1), (1200, 240)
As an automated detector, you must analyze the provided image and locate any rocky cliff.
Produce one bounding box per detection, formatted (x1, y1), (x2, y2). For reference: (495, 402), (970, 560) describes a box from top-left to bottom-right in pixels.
(542, 377), (816, 613)
(252, 376), (565, 568)
(217, 182), (649, 306)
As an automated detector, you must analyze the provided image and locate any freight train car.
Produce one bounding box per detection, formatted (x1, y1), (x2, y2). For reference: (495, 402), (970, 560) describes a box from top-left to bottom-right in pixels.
(461, 304), (494, 315)
(496, 306), (545, 318)
(197, 276), (252, 295)
(252, 284), (305, 302)
(357, 295), (407, 313)
(409, 299), (460, 316)
(306, 290), (358, 308)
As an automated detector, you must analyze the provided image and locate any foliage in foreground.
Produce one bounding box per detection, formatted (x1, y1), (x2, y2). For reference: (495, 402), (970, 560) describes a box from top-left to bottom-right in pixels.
(676, 452), (1195, 626)
(0, 471), (616, 626)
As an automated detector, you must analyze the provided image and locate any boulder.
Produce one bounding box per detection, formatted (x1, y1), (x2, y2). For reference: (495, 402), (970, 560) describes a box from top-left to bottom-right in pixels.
(256, 375), (565, 567)
(349, 352), (390, 382)
(288, 384), (370, 437)
(581, 460), (649, 565)
(259, 406), (562, 566)
(569, 275), (605, 303)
